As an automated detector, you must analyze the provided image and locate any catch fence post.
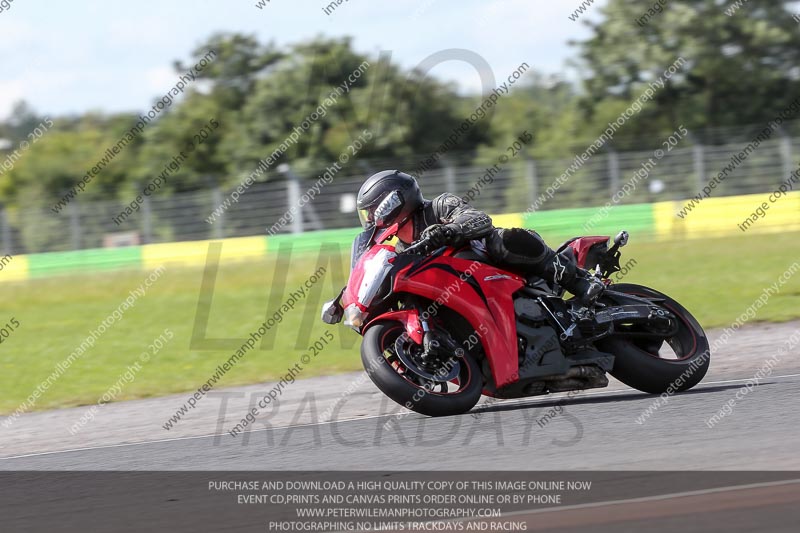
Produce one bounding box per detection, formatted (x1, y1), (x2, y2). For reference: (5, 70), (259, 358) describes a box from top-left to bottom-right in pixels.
(210, 187), (223, 240)
(607, 148), (620, 199)
(70, 201), (81, 250)
(287, 172), (303, 234)
(778, 127), (793, 187)
(526, 158), (538, 208)
(0, 206), (9, 255)
(692, 138), (705, 191)
(444, 163), (456, 193)
(142, 195), (153, 243)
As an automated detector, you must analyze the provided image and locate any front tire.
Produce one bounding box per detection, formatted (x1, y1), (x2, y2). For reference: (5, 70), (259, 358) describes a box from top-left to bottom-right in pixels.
(361, 321), (483, 417)
(597, 283), (710, 394)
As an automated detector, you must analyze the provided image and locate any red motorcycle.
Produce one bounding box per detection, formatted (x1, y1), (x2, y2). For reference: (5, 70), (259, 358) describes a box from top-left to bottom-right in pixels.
(322, 225), (709, 416)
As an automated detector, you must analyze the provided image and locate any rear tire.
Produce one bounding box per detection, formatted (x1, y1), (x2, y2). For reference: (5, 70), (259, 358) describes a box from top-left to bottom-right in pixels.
(361, 321), (483, 417)
(597, 283), (710, 394)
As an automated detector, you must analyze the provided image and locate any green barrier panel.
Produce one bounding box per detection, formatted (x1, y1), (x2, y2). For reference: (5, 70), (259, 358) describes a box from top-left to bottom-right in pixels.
(267, 227), (362, 255)
(27, 246), (143, 278)
(522, 203), (655, 244)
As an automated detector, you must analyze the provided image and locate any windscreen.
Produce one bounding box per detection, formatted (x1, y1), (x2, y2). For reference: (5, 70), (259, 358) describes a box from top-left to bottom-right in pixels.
(350, 227), (376, 270)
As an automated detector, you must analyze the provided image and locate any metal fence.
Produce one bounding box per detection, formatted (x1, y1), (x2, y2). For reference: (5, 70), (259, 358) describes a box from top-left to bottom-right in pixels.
(1, 132), (796, 255)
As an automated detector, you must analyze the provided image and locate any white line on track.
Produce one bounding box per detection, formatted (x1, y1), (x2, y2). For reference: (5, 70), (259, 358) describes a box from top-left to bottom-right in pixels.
(2, 373), (799, 461)
(351, 476), (800, 533)
(495, 477), (800, 518)
(327, 478), (800, 532)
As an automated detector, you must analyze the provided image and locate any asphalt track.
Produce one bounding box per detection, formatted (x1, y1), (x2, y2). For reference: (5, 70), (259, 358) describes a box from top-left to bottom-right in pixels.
(3, 322), (799, 533)
(3, 373), (799, 471)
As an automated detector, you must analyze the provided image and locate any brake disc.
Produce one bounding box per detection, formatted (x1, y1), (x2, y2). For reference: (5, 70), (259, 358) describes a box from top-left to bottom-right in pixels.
(393, 336), (460, 382)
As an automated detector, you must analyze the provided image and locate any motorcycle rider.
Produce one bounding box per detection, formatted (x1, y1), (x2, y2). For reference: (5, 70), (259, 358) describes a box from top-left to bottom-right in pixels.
(322, 170), (603, 323)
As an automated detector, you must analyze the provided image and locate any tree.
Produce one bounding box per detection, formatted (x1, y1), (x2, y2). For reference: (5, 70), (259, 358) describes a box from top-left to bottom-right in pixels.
(175, 33), (284, 111)
(574, 0), (800, 139)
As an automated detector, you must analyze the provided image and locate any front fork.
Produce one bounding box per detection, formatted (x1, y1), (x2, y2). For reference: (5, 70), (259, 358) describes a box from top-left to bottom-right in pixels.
(363, 308), (464, 361)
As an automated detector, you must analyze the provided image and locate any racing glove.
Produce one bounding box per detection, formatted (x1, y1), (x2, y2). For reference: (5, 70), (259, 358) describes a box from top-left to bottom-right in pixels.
(421, 223), (462, 248)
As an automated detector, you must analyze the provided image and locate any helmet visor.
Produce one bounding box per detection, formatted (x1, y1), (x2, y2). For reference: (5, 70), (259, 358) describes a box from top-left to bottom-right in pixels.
(358, 191), (404, 229)
(358, 207), (374, 229)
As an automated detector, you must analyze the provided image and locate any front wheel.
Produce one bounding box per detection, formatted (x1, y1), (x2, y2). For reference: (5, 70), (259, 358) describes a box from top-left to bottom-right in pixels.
(596, 283), (710, 394)
(361, 321), (483, 417)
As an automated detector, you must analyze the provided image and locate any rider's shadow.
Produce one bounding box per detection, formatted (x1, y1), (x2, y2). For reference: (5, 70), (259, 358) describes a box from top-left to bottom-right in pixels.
(469, 382), (767, 415)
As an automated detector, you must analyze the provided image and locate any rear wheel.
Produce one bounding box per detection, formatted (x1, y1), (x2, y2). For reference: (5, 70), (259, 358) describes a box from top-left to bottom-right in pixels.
(361, 321), (483, 417)
(596, 283), (710, 394)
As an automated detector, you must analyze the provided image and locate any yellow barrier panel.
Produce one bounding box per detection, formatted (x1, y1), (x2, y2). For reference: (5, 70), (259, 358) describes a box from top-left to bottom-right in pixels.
(141, 236), (267, 270)
(0, 254), (29, 282)
(489, 213), (523, 229)
(654, 191), (800, 240)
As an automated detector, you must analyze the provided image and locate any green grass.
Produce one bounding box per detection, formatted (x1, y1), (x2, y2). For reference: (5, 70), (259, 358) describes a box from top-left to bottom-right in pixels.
(1, 231), (798, 414)
(611, 231), (800, 326)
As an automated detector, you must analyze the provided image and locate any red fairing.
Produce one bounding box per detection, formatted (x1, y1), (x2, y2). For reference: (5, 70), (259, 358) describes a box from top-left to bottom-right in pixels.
(393, 258), (525, 388)
(364, 309), (424, 345)
(374, 223), (399, 244)
(568, 236), (609, 268)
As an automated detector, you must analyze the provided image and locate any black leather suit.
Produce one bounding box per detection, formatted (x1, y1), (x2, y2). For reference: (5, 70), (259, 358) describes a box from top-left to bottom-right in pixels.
(402, 193), (558, 281)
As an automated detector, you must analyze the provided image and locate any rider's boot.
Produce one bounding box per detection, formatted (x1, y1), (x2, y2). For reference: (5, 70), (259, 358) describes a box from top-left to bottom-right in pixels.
(543, 252), (605, 306)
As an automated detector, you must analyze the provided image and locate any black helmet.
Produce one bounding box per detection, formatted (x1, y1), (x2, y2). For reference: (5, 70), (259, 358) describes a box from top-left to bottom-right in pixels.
(356, 170), (423, 229)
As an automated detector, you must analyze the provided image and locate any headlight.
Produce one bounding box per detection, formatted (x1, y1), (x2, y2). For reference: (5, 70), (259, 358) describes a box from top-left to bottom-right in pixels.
(343, 304), (365, 328)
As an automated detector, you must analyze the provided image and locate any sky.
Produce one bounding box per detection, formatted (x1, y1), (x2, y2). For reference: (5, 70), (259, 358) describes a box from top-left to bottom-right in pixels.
(0, 0), (607, 121)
